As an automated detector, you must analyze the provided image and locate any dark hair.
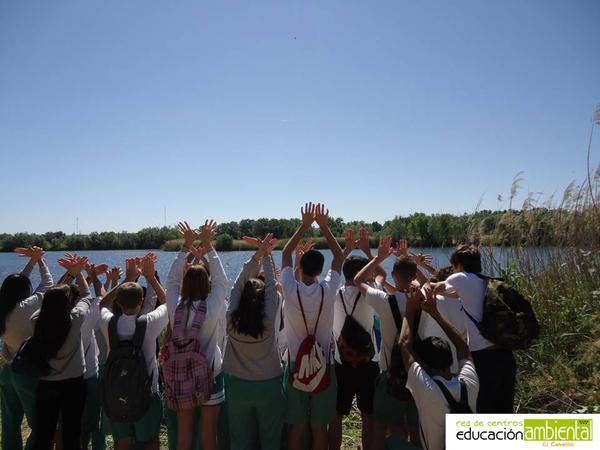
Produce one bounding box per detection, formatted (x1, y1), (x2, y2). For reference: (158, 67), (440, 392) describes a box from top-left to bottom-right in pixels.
(33, 284), (77, 359)
(418, 336), (453, 371)
(392, 256), (418, 282)
(230, 279), (266, 339)
(431, 266), (454, 283)
(181, 265), (210, 307)
(0, 274), (33, 335)
(450, 245), (482, 273)
(300, 250), (325, 277)
(116, 282), (144, 310)
(342, 256), (368, 281)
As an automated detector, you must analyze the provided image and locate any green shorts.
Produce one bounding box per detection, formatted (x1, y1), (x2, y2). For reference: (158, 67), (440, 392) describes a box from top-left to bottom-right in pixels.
(283, 363), (337, 425)
(82, 375), (101, 434)
(373, 372), (419, 427)
(109, 392), (163, 442)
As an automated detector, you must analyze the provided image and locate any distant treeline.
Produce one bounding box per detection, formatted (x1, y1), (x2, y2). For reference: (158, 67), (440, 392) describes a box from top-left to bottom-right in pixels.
(0, 208), (579, 252)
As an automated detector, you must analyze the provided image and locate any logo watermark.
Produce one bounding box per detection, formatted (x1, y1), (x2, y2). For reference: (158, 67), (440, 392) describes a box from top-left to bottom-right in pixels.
(447, 414), (599, 449)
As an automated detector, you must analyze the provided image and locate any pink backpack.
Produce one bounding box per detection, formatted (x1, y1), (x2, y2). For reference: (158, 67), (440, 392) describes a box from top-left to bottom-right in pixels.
(160, 301), (213, 410)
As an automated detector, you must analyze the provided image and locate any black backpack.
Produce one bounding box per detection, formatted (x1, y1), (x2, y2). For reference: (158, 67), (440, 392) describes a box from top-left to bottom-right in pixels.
(336, 290), (375, 367)
(386, 293), (421, 401)
(100, 315), (153, 423)
(11, 336), (51, 378)
(433, 379), (472, 413)
(463, 273), (540, 350)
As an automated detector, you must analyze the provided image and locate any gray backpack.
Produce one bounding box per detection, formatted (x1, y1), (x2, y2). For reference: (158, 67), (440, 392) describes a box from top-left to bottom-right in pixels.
(100, 315), (153, 423)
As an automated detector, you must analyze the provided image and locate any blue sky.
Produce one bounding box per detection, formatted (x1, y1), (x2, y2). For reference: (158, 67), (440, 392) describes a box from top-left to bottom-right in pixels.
(1, 0), (599, 234)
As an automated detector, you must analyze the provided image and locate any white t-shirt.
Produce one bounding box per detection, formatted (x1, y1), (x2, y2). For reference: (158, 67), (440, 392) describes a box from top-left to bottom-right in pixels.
(100, 304), (169, 393)
(445, 272), (493, 352)
(332, 285), (378, 364)
(363, 287), (407, 371)
(417, 295), (468, 374)
(407, 360), (479, 450)
(81, 297), (101, 379)
(166, 250), (229, 377)
(280, 266), (340, 363)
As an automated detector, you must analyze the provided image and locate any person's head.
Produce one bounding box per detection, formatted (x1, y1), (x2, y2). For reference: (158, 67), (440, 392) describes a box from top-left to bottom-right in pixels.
(430, 266), (454, 283)
(181, 265), (210, 306)
(418, 336), (453, 376)
(116, 282), (144, 314)
(391, 256), (418, 289)
(450, 245), (482, 273)
(0, 273), (33, 335)
(33, 284), (78, 358)
(300, 250), (325, 278)
(342, 256), (369, 285)
(230, 278), (266, 339)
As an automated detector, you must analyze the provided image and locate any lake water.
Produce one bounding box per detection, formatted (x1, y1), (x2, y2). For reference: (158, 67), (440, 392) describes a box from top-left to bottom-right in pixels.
(0, 248), (462, 288)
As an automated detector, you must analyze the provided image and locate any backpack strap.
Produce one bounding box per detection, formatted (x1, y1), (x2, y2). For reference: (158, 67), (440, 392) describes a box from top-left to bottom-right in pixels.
(339, 289), (348, 316)
(350, 292), (361, 316)
(296, 285), (324, 336)
(461, 304), (482, 331)
(132, 315), (148, 349)
(387, 294), (403, 333)
(433, 379), (461, 412)
(471, 272), (504, 282)
(339, 290), (361, 317)
(458, 379), (470, 411)
(108, 315), (120, 350)
(189, 301), (207, 336)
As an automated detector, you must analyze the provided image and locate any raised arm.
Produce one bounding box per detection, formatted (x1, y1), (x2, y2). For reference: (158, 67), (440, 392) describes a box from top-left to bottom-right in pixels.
(358, 227), (388, 283)
(282, 202), (315, 269)
(86, 264), (107, 298)
(228, 255), (260, 313)
(399, 288), (421, 371)
(262, 242), (279, 306)
(420, 287), (471, 362)
(142, 253), (166, 305)
(200, 220), (228, 300)
(100, 257), (140, 309)
(314, 203), (344, 274)
(15, 246), (53, 293)
(354, 236), (394, 294)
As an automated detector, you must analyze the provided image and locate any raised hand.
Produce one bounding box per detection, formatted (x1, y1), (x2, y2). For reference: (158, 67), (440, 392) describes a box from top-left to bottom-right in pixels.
(343, 229), (358, 253)
(108, 266), (122, 284)
(409, 252), (433, 267)
(419, 287), (438, 316)
(141, 253), (157, 279)
(395, 239), (408, 257)
(189, 245), (207, 262)
(358, 227), (372, 255)
(314, 203), (330, 228)
(199, 220), (218, 248)
(125, 258), (142, 281)
(71, 255), (89, 275)
(242, 236), (262, 247)
(301, 202), (316, 227)
(375, 236), (394, 261)
(177, 221), (200, 249)
(257, 233), (276, 257)
(15, 246), (45, 262)
(406, 286), (424, 313)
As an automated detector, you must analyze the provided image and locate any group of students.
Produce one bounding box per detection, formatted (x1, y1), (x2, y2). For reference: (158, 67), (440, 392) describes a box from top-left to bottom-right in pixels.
(0, 203), (518, 450)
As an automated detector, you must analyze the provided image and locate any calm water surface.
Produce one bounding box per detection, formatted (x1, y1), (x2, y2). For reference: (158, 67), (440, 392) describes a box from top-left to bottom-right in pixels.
(0, 248), (462, 288)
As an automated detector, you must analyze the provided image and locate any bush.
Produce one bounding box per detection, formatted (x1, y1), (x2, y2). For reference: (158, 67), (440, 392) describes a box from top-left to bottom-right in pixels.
(215, 233), (233, 251)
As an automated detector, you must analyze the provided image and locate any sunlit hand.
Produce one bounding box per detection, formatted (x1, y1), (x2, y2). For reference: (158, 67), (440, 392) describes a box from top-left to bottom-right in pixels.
(301, 202), (316, 227)
(314, 203), (329, 228)
(375, 236), (394, 261)
(395, 239), (408, 258)
(177, 221), (200, 249)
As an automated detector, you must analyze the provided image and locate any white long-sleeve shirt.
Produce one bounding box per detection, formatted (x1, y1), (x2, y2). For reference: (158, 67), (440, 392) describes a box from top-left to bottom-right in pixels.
(166, 250), (228, 377)
(1, 261), (53, 363)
